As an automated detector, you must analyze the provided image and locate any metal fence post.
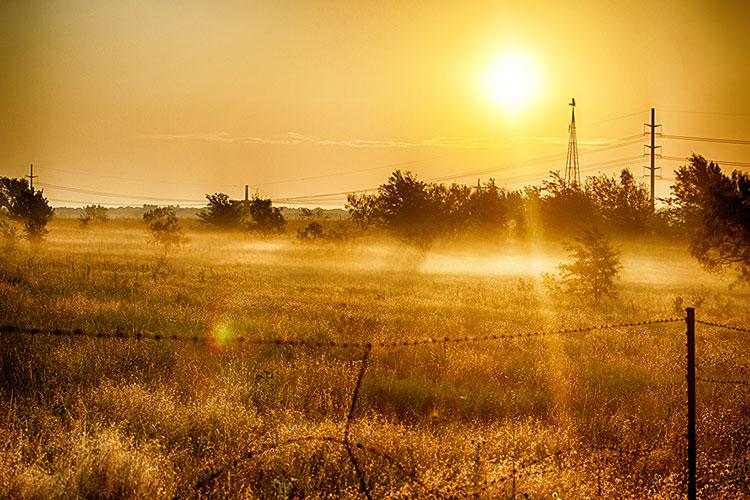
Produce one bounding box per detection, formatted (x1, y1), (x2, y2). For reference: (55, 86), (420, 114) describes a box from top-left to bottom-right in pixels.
(686, 307), (696, 499)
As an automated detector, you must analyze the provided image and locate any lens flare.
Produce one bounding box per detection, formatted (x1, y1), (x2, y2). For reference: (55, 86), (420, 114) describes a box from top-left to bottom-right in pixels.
(211, 319), (234, 348)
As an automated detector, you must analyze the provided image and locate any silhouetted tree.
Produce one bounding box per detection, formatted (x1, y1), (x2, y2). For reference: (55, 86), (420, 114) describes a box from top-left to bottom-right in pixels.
(585, 169), (651, 234)
(143, 206), (187, 261)
(0, 177), (54, 241)
(199, 193), (246, 229)
(557, 228), (622, 305)
(535, 172), (597, 236)
(464, 179), (526, 236)
(347, 171), (445, 247)
(667, 154), (750, 282)
(242, 197), (286, 234)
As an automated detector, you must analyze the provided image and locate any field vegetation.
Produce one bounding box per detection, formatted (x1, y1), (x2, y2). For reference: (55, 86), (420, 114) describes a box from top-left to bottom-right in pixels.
(1, 217), (749, 498)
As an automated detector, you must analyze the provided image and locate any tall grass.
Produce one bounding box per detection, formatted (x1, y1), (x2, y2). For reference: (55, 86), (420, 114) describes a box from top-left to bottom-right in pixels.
(0, 219), (748, 497)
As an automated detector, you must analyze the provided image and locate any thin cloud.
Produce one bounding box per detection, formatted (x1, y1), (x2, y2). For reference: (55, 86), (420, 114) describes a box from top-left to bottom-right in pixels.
(144, 131), (631, 150)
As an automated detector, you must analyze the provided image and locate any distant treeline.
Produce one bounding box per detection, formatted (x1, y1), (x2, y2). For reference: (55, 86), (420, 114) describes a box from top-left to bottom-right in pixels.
(346, 169), (655, 246)
(347, 154), (750, 282)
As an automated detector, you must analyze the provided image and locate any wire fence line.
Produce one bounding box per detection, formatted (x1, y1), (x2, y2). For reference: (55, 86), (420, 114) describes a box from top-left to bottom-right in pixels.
(696, 376), (750, 387)
(0, 317), (683, 349)
(695, 319), (750, 334)
(2, 314), (749, 497)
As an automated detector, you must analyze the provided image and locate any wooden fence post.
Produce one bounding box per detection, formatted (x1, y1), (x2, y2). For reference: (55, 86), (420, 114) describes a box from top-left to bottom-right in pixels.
(686, 307), (696, 500)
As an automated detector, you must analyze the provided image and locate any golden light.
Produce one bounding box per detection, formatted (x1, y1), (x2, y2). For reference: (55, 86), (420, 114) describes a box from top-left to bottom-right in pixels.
(481, 50), (541, 114)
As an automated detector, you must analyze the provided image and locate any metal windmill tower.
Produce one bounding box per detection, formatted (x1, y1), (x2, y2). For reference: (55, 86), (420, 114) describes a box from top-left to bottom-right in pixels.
(564, 97), (581, 187)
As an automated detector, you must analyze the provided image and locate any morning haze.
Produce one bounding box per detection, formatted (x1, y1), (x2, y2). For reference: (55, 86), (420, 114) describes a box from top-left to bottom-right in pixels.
(1, 1), (749, 498)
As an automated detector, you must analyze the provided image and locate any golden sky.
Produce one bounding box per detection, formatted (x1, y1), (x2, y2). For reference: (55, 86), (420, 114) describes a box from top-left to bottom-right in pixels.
(1, 0), (749, 207)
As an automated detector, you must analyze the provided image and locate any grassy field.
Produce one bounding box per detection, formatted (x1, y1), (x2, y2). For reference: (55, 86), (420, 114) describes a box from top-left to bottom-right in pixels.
(1, 219), (749, 498)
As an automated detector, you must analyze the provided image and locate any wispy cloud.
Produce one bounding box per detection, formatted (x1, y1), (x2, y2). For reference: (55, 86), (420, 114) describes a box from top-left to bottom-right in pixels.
(144, 131), (630, 150)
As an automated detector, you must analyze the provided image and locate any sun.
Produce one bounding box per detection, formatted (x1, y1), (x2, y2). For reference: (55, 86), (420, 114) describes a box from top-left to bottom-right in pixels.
(481, 51), (541, 114)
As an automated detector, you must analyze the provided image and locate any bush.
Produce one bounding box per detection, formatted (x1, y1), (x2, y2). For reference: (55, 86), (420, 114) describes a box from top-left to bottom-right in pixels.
(79, 205), (109, 226)
(142, 207), (187, 261)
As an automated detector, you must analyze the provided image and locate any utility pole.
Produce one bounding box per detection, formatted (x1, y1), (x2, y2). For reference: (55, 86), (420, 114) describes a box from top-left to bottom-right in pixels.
(644, 108), (662, 209)
(245, 184), (249, 201)
(26, 163), (38, 191)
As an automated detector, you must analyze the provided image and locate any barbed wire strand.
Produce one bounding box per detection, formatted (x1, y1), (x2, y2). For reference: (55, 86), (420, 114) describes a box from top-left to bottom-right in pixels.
(0, 317), (683, 349)
(696, 376), (750, 387)
(0, 316), (700, 497)
(695, 320), (750, 334)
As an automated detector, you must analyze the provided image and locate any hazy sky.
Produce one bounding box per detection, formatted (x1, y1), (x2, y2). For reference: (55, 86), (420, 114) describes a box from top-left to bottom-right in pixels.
(1, 0), (749, 207)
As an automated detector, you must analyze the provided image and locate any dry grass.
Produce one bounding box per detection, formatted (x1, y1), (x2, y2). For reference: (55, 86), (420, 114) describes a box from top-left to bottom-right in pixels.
(1, 219), (749, 498)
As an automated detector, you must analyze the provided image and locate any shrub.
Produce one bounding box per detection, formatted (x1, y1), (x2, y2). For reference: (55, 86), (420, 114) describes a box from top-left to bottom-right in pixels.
(142, 207), (187, 261)
(79, 204), (109, 226)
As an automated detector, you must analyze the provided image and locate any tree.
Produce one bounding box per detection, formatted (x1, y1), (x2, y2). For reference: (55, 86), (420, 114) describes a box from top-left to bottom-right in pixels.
(143, 207), (187, 261)
(585, 169), (651, 234)
(556, 228), (622, 305)
(0, 177), (54, 240)
(198, 193), (245, 229)
(535, 172), (597, 236)
(346, 170), (452, 247)
(198, 193), (286, 233)
(667, 154), (750, 282)
(79, 204), (109, 226)
(243, 197), (286, 234)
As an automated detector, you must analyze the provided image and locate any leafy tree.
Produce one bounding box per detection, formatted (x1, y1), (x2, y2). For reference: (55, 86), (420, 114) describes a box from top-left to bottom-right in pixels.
(464, 179), (526, 236)
(79, 204), (109, 226)
(585, 169), (651, 234)
(199, 193), (245, 229)
(0, 177), (54, 240)
(667, 154), (750, 282)
(535, 172), (597, 236)
(199, 193), (285, 233)
(347, 170), (456, 247)
(143, 207), (187, 260)
(556, 228), (622, 305)
(243, 197), (286, 234)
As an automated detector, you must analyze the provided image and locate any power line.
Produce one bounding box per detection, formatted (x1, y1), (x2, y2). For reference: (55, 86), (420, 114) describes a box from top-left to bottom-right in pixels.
(661, 134), (750, 145)
(255, 150), (481, 188)
(36, 182), (207, 204)
(661, 109), (750, 118)
(661, 156), (750, 168)
(426, 135), (643, 183)
(40, 166), (242, 188)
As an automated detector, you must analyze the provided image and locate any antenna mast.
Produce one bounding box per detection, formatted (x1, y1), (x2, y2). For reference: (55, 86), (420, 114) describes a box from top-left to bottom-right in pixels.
(565, 98), (581, 187)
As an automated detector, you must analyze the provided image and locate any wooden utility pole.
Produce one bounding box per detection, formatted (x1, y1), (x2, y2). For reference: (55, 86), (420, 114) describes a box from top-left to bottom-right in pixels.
(26, 163), (38, 191)
(686, 307), (697, 499)
(644, 109), (661, 209)
(245, 184), (249, 201)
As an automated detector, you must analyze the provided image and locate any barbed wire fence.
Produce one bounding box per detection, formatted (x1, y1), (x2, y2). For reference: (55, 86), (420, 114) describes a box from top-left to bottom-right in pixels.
(1, 311), (748, 498)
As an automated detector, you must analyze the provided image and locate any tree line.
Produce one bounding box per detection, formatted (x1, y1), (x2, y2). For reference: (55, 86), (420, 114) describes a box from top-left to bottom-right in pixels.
(1, 154), (748, 281)
(347, 155), (750, 282)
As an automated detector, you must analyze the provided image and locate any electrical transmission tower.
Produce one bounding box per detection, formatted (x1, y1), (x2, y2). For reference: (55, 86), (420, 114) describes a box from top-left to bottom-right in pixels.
(565, 98), (581, 187)
(643, 108), (662, 210)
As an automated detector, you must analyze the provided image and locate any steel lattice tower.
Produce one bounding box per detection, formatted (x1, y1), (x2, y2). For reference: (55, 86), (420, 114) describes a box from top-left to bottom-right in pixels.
(565, 97), (581, 187)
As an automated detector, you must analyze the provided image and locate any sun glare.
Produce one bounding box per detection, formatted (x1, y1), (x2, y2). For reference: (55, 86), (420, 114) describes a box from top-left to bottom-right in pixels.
(481, 51), (541, 114)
